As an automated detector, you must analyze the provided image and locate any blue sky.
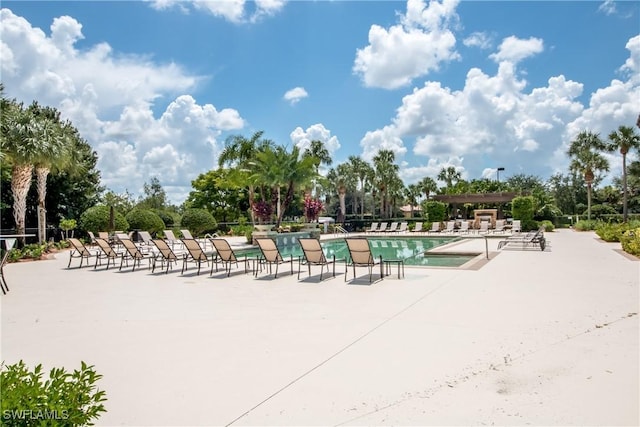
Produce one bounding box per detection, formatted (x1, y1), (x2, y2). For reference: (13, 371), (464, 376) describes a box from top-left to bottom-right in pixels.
(2, 0), (639, 203)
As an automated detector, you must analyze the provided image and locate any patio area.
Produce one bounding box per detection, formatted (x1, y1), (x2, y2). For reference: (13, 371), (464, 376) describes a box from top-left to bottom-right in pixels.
(1, 229), (638, 426)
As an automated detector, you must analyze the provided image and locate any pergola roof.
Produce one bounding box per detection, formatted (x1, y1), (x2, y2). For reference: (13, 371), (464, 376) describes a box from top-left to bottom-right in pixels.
(432, 192), (520, 204)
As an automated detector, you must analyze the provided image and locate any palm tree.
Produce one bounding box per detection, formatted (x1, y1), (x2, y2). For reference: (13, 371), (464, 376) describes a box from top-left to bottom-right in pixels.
(437, 166), (461, 191)
(277, 146), (318, 227)
(218, 131), (273, 225)
(251, 145), (318, 227)
(405, 184), (421, 217)
(326, 164), (355, 223)
(1, 98), (44, 244)
(567, 131), (609, 220)
(418, 176), (438, 201)
(29, 103), (76, 242)
(373, 150), (400, 218)
(303, 140), (332, 196)
(607, 125), (640, 222)
(348, 156), (374, 219)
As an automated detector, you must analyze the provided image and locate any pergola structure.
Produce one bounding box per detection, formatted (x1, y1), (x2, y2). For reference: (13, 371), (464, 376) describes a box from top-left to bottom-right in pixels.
(432, 192), (521, 219)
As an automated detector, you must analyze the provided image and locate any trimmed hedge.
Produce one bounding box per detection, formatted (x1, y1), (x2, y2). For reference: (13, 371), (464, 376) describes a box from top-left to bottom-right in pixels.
(79, 205), (128, 233)
(125, 209), (165, 234)
(180, 208), (217, 236)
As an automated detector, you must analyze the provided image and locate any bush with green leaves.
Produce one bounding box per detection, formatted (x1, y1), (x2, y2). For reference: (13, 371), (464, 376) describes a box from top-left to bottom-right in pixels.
(79, 205), (128, 233)
(422, 201), (447, 222)
(539, 220), (555, 232)
(512, 196), (536, 223)
(620, 228), (640, 257)
(153, 210), (177, 228)
(596, 221), (640, 242)
(586, 204), (619, 220)
(180, 208), (217, 236)
(125, 209), (165, 234)
(574, 219), (600, 231)
(0, 360), (107, 426)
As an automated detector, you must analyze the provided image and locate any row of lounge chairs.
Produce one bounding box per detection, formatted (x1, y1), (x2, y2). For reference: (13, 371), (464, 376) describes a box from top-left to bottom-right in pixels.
(68, 236), (398, 284)
(366, 222), (409, 233)
(365, 219), (519, 234)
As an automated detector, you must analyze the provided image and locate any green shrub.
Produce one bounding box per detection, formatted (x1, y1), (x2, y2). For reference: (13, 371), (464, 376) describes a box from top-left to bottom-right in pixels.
(521, 219), (539, 232)
(620, 228), (640, 257)
(79, 205), (128, 233)
(180, 208), (217, 236)
(586, 204), (619, 220)
(153, 210), (177, 228)
(6, 243), (49, 262)
(574, 219), (600, 231)
(0, 360), (107, 426)
(595, 222), (628, 242)
(422, 201), (447, 222)
(512, 196), (536, 223)
(230, 224), (253, 237)
(540, 220), (555, 232)
(125, 209), (165, 234)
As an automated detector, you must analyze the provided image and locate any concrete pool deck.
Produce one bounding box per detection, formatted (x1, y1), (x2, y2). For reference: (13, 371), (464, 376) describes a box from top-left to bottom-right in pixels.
(1, 229), (638, 426)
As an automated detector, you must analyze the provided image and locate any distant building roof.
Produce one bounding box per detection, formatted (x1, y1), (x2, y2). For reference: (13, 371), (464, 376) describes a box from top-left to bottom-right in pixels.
(399, 205), (422, 212)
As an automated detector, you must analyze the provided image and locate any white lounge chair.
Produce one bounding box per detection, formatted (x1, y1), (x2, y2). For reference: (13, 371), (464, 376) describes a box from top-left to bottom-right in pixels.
(413, 222), (424, 233)
(376, 222), (389, 233)
(444, 221), (455, 233)
(387, 222), (399, 233)
(366, 222), (380, 233)
(426, 222), (440, 233)
(397, 222), (408, 233)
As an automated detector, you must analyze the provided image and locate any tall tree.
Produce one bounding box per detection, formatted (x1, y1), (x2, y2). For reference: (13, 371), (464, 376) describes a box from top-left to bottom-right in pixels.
(418, 176), (438, 201)
(218, 131), (273, 224)
(139, 177), (168, 210)
(607, 125), (640, 222)
(373, 150), (400, 218)
(437, 166), (462, 191)
(348, 156), (374, 219)
(327, 163), (358, 223)
(567, 131), (609, 220)
(28, 103), (77, 242)
(302, 140), (332, 196)
(405, 184), (421, 217)
(1, 97), (44, 243)
(186, 169), (248, 223)
(251, 145), (317, 227)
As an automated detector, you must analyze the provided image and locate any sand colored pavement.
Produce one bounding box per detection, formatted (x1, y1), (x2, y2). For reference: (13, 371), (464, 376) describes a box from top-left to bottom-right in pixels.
(1, 229), (638, 426)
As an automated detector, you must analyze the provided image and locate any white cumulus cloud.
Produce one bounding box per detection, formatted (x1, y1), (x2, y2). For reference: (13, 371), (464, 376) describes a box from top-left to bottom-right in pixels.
(353, 0), (460, 90)
(283, 87), (308, 105)
(0, 8), (245, 203)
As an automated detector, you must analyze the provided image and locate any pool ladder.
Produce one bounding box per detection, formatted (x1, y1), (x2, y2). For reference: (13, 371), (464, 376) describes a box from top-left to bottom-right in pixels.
(333, 225), (349, 236)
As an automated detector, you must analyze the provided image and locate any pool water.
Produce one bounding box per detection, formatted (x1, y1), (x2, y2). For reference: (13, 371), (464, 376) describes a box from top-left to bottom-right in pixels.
(238, 236), (477, 267)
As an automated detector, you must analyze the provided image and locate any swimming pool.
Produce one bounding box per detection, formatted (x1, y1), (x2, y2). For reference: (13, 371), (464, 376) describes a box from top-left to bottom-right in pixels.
(237, 236), (477, 267)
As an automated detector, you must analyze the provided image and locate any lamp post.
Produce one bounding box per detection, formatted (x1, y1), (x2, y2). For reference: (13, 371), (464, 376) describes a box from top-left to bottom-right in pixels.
(497, 167), (505, 182)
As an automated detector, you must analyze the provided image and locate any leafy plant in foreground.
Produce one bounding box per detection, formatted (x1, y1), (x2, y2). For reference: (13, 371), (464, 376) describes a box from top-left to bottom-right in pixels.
(0, 360), (107, 426)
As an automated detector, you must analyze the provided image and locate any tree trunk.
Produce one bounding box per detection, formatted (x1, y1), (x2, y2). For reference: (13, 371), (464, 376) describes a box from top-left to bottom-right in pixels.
(11, 163), (34, 246)
(338, 187), (346, 223)
(622, 153), (628, 222)
(36, 166), (50, 243)
(585, 168), (594, 221)
(277, 181), (294, 228)
(587, 182), (592, 221)
(248, 184), (256, 225)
